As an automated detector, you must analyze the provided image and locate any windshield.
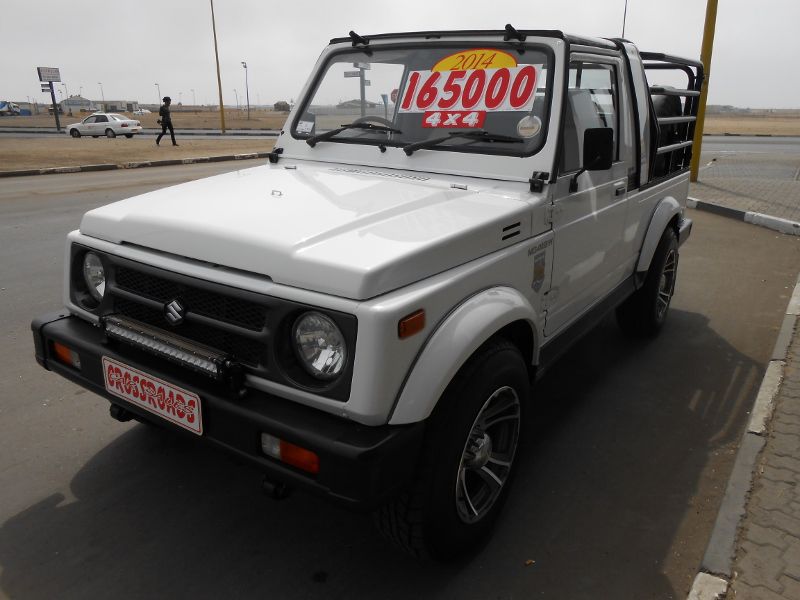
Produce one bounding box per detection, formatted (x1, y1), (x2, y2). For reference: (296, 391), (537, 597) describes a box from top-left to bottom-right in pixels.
(292, 44), (552, 156)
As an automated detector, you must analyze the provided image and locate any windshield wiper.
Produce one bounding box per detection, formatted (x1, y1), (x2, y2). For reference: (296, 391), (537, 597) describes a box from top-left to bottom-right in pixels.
(306, 122), (401, 147)
(402, 129), (522, 156)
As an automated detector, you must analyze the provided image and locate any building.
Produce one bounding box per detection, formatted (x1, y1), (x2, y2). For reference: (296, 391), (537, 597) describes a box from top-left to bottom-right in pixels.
(98, 100), (140, 113)
(59, 95), (96, 114)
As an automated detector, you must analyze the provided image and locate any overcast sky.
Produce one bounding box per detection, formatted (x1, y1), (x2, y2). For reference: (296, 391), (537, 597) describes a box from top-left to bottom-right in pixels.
(2, 0), (798, 109)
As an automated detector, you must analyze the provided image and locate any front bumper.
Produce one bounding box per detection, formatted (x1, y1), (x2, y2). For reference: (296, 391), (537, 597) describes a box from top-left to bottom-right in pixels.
(32, 311), (424, 510)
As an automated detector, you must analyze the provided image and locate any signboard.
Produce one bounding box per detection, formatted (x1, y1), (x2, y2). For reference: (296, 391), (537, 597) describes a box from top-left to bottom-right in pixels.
(344, 71), (361, 78)
(41, 83), (52, 92)
(352, 62), (371, 70)
(37, 67), (61, 82)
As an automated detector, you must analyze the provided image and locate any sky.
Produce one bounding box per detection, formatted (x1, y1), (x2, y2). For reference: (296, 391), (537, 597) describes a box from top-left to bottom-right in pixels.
(1, 0), (798, 109)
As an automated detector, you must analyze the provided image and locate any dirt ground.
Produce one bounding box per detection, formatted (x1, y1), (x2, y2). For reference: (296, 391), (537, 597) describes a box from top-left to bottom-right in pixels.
(703, 114), (800, 136)
(0, 137), (275, 171)
(0, 109), (287, 131)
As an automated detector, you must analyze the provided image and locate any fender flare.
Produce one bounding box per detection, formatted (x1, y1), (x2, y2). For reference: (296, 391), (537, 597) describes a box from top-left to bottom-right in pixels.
(636, 196), (681, 275)
(388, 286), (540, 425)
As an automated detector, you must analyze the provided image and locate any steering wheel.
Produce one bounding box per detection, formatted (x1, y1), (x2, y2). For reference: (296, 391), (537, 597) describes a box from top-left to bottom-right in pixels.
(351, 115), (396, 128)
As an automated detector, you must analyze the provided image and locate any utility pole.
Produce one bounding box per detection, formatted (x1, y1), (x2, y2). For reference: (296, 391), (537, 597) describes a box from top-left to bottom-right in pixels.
(241, 61), (250, 119)
(98, 82), (104, 111)
(155, 83), (161, 105)
(210, 0), (226, 133)
(690, 0), (719, 182)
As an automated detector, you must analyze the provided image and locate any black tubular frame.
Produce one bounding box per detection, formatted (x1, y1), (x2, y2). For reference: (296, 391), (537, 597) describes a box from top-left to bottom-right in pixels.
(639, 51), (705, 184)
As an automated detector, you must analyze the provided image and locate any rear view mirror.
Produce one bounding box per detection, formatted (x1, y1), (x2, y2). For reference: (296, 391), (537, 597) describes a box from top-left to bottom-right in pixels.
(583, 127), (614, 171)
(569, 127), (614, 193)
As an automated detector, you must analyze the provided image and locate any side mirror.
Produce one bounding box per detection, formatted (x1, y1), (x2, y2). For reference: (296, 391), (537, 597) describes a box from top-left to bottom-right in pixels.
(569, 127), (614, 193)
(583, 127), (614, 171)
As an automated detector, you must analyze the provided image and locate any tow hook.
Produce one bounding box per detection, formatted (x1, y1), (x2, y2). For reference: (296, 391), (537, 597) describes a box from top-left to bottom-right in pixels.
(109, 403), (133, 422)
(262, 476), (293, 500)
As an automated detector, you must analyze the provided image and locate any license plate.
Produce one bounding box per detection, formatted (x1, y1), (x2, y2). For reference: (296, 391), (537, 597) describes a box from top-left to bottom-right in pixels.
(102, 356), (203, 435)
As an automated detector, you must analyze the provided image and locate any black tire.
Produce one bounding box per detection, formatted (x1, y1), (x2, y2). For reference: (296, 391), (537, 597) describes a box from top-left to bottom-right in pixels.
(124, 133), (133, 138)
(374, 338), (529, 560)
(92, 135), (99, 138)
(69, 129), (81, 138)
(616, 226), (679, 337)
(105, 128), (116, 138)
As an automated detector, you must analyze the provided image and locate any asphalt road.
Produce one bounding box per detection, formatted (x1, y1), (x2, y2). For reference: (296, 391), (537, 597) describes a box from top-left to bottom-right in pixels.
(701, 135), (800, 156)
(1, 164), (799, 599)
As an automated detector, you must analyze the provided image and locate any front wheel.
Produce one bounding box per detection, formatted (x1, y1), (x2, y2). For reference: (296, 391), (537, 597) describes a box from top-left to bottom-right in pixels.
(105, 128), (116, 138)
(616, 226), (679, 337)
(69, 129), (81, 138)
(374, 338), (529, 560)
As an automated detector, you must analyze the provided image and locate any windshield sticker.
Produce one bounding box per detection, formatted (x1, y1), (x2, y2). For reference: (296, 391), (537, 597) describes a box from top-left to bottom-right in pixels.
(296, 120), (314, 134)
(398, 62), (542, 129)
(431, 49), (518, 72)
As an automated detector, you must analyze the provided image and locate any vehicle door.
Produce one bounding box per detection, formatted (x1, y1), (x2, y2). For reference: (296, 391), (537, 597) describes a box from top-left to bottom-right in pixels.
(94, 114), (109, 133)
(80, 116), (96, 134)
(545, 55), (630, 337)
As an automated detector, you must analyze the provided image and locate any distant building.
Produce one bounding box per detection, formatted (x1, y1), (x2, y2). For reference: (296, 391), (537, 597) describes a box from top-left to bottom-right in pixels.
(98, 100), (140, 113)
(59, 95), (96, 113)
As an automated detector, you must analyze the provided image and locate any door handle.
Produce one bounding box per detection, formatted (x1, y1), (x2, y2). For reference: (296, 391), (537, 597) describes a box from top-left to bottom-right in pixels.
(614, 184), (627, 196)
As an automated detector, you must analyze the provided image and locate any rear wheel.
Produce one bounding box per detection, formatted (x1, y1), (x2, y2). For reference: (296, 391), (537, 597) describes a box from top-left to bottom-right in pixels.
(374, 338), (529, 560)
(69, 128), (81, 138)
(616, 227), (679, 337)
(105, 128), (116, 138)
(124, 133), (133, 138)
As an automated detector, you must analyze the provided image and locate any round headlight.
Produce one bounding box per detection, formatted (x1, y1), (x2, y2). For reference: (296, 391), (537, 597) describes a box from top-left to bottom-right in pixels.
(82, 252), (106, 302)
(292, 312), (346, 380)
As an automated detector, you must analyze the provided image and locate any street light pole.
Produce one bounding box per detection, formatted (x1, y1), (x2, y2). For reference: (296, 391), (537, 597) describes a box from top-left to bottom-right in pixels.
(234, 88), (239, 109)
(241, 61), (250, 119)
(209, 0), (226, 133)
(61, 83), (73, 115)
(155, 82), (161, 105)
(689, 0), (720, 182)
(98, 82), (104, 110)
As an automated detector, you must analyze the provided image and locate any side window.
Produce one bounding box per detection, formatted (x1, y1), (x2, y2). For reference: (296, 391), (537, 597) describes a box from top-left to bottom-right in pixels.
(95, 115), (108, 123)
(560, 61), (619, 173)
(83, 116), (96, 124)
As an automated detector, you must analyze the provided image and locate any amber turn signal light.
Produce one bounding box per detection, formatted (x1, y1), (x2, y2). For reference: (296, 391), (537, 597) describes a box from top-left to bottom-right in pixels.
(260, 433), (320, 474)
(52, 342), (81, 369)
(398, 309), (425, 339)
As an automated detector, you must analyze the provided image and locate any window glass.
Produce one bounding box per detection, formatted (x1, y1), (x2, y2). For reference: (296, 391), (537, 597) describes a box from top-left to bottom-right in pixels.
(95, 115), (108, 123)
(83, 116), (96, 123)
(560, 61), (618, 172)
(293, 45), (552, 156)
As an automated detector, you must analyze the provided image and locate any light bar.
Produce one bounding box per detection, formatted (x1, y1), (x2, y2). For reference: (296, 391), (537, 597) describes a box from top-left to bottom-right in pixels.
(103, 315), (227, 379)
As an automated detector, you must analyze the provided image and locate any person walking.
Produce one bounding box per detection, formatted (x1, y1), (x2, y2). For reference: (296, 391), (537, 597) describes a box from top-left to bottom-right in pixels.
(156, 96), (178, 146)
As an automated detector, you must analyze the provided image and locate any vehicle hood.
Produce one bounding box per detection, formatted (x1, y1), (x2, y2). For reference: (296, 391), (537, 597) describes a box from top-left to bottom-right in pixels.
(80, 163), (534, 299)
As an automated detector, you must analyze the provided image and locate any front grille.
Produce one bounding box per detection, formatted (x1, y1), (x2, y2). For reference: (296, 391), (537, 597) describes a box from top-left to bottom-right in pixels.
(116, 267), (267, 331)
(113, 298), (264, 367)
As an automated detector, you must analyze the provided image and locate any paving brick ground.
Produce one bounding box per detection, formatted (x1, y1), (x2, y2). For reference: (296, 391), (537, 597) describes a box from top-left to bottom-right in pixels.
(730, 328), (800, 599)
(690, 154), (800, 223)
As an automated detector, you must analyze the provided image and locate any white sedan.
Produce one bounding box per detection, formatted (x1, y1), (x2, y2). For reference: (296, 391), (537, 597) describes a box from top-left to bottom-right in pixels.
(67, 113), (143, 138)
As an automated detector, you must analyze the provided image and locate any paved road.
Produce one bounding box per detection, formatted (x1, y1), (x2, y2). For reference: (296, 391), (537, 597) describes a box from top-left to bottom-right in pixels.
(0, 127), (279, 139)
(701, 135), (800, 156)
(1, 165), (799, 599)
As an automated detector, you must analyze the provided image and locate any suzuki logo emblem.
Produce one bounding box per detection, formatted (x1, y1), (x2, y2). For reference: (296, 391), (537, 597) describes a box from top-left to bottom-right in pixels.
(164, 299), (186, 326)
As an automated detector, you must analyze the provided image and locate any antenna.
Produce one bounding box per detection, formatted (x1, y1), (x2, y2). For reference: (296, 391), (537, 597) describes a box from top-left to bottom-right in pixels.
(622, 0), (629, 38)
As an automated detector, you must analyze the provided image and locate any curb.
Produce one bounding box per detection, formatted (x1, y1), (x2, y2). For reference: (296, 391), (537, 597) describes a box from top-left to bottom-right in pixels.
(686, 273), (800, 598)
(687, 197), (800, 236)
(0, 152), (273, 178)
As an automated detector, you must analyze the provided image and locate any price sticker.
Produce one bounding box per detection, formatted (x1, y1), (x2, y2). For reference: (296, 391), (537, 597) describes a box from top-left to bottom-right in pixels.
(398, 49), (542, 126)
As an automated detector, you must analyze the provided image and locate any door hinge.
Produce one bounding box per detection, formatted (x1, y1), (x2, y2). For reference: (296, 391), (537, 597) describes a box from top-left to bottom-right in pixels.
(542, 288), (558, 311)
(545, 204), (561, 226)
